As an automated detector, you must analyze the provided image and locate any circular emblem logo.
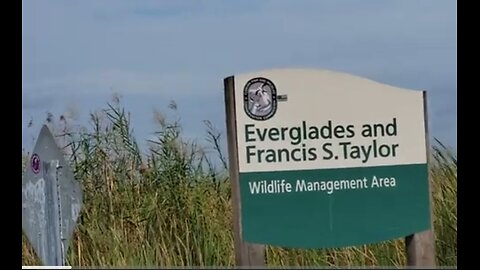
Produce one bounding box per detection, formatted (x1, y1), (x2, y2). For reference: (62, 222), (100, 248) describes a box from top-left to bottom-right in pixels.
(31, 154), (40, 174)
(244, 77), (278, 121)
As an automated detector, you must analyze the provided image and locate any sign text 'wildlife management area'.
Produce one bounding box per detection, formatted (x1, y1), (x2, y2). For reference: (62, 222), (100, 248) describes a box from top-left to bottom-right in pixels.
(228, 69), (431, 248)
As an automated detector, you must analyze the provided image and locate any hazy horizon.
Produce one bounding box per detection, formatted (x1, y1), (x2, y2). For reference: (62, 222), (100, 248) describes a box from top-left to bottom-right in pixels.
(22, 0), (457, 154)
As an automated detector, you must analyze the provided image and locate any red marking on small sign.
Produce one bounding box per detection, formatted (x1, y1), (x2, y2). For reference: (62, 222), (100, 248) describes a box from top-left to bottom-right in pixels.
(31, 154), (40, 174)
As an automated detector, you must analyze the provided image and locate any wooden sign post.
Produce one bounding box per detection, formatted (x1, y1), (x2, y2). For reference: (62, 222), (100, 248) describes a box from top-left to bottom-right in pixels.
(225, 76), (266, 266)
(404, 91), (436, 267)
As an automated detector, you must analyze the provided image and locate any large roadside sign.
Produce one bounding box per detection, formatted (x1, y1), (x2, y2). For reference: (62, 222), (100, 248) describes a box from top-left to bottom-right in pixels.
(225, 69), (432, 250)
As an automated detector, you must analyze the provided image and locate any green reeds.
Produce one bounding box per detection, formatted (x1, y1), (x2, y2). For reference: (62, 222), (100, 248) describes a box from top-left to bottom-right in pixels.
(22, 101), (457, 267)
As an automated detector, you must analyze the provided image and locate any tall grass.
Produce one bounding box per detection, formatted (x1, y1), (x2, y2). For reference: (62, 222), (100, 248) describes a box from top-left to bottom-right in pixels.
(22, 100), (457, 267)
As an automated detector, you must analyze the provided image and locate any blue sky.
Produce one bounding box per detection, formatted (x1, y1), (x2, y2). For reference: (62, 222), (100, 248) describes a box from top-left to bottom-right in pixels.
(22, 0), (457, 155)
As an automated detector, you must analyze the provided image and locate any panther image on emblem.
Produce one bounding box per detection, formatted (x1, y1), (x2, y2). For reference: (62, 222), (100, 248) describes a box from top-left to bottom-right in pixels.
(243, 77), (277, 121)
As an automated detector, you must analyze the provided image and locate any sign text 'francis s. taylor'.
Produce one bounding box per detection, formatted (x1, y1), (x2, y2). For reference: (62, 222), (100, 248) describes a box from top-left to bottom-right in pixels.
(244, 118), (399, 165)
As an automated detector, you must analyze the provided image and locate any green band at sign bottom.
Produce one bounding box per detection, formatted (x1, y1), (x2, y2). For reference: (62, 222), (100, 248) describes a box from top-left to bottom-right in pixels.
(240, 163), (430, 248)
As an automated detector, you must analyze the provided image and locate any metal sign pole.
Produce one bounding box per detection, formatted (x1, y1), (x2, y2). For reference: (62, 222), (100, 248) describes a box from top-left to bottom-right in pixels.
(43, 160), (65, 266)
